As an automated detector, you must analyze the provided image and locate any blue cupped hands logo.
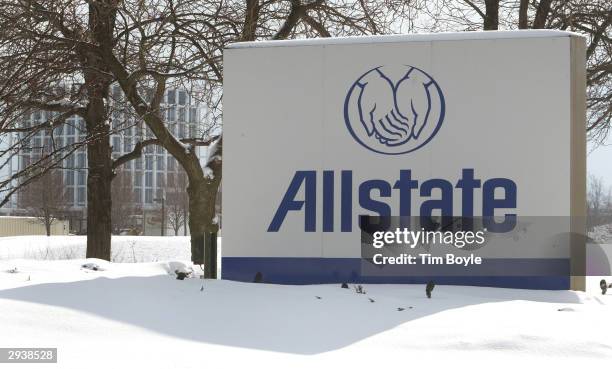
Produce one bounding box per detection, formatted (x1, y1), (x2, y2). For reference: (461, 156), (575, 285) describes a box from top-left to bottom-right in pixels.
(344, 65), (446, 155)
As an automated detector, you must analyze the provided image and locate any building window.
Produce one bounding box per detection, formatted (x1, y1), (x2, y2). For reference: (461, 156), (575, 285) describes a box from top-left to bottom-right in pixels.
(123, 138), (132, 152)
(145, 189), (153, 204)
(65, 187), (74, 205)
(112, 85), (121, 101)
(167, 89), (175, 104)
(77, 187), (86, 204)
(66, 155), (75, 169)
(167, 106), (176, 122)
(145, 156), (153, 170)
(145, 172), (153, 187)
(178, 90), (186, 105)
(78, 171), (86, 186)
(77, 153), (86, 168)
(112, 136), (120, 153)
(134, 188), (141, 203)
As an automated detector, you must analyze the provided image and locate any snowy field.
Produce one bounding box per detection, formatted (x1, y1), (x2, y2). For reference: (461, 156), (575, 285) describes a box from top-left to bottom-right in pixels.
(0, 236), (611, 368)
(0, 236), (192, 262)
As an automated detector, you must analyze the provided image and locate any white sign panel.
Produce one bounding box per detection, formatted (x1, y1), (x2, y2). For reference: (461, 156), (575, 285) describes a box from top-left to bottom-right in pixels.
(223, 31), (586, 289)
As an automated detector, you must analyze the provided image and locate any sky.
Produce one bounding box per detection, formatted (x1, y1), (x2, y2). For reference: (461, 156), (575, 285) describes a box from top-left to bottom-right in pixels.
(588, 140), (612, 186)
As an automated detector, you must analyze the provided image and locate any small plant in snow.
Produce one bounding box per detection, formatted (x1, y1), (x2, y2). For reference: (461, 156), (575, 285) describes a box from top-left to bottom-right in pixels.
(426, 281), (435, 298)
(354, 285), (366, 294)
(130, 241), (137, 263)
(81, 263), (104, 271)
(175, 266), (192, 280)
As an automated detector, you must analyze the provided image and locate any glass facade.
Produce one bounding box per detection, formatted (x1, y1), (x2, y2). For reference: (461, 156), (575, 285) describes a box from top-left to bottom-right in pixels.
(15, 87), (202, 211)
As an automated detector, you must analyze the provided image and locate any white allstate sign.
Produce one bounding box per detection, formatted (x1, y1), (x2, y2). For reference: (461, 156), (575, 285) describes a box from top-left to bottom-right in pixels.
(222, 31), (586, 290)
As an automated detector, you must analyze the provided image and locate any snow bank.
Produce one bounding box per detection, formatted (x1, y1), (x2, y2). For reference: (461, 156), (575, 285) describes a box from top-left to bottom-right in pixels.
(589, 224), (612, 243)
(0, 259), (610, 368)
(0, 236), (192, 262)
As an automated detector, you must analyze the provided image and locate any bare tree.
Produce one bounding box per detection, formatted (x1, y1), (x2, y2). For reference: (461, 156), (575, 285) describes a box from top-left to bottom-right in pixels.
(395, 0), (611, 143)
(587, 174), (611, 228)
(1, 0), (410, 274)
(165, 169), (189, 236)
(105, 0), (385, 276)
(18, 168), (69, 236)
(0, 0), (134, 259)
(111, 169), (140, 234)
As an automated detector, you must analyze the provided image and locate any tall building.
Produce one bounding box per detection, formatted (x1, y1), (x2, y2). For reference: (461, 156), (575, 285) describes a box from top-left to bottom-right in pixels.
(0, 86), (209, 234)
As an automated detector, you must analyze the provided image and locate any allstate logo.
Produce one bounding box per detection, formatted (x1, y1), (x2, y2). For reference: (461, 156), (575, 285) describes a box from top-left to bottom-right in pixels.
(344, 65), (446, 155)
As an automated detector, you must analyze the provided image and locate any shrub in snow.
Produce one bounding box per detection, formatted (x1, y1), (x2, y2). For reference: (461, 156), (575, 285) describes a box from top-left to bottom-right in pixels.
(601, 279), (608, 295)
(81, 263), (104, 271)
(175, 266), (192, 280)
(341, 282), (349, 289)
(354, 285), (366, 294)
(6, 267), (18, 273)
(253, 272), (263, 283)
(426, 281), (435, 298)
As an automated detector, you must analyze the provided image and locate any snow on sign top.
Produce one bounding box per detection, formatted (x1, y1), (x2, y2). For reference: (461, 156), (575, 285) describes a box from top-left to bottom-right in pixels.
(227, 30), (582, 49)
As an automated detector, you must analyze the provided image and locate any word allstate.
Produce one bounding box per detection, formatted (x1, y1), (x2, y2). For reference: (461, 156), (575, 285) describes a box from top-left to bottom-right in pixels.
(268, 169), (517, 233)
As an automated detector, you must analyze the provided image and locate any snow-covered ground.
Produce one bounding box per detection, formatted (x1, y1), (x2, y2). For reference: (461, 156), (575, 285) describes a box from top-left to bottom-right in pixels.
(590, 223), (612, 244)
(0, 236), (611, 368)
(0, 236), (191, 262)
(0, 259), (610, 368)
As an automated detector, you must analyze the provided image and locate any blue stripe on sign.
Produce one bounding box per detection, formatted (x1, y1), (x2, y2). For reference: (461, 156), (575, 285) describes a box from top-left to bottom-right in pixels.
(221, 257), (571, 290)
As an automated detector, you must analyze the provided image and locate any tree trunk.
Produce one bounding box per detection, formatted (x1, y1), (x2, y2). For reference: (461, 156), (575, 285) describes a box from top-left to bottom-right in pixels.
(484, 0), (500, 30)
(83, 2), (116, 261)
(85, 136), (113, 260)
(102, 46), (222, 275)
(518, 0), (529, 29)
(187, 177), (220, 278)
(532, 0), (552, 29)
(44, 218), (51, 236)
(483, 0), (499, 31)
